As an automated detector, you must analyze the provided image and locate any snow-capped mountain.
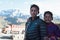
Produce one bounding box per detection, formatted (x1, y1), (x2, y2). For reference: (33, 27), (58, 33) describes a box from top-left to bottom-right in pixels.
(0, 9), (29, 19)
(0, 9), (29, 24)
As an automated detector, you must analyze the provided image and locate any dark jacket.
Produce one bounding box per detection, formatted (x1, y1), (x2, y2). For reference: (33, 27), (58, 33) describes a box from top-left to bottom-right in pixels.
(46, 22), (60, 36)
(24, 16), (47, 40)
(46, 22), (60, 40)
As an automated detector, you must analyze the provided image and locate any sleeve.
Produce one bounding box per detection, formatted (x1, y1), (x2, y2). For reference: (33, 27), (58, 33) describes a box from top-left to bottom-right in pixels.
(54, 25), (60, 37)
(56, 30), (60, 37)
(24, 18), (30, 40)
(24, 23), (28, 40)
(39, 20), (47, 37)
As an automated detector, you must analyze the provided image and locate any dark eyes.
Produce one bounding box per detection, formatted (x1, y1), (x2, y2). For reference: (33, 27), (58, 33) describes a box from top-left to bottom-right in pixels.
(31, 10), (37, 12)
(45, 16), (51, 18)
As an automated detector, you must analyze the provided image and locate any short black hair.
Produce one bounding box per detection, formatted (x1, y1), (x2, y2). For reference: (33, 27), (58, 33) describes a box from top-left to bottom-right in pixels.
(44, 11), (53, 19)
(30, 4), (39, 11)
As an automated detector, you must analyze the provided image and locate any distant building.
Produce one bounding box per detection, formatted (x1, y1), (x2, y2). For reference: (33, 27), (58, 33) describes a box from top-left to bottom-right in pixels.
(2, 24), (25, 34)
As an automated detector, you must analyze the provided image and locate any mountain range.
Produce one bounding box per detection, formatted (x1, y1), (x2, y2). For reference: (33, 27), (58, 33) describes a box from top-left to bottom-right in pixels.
(0, 9), (29, 25)
(0, 9), (60, 25)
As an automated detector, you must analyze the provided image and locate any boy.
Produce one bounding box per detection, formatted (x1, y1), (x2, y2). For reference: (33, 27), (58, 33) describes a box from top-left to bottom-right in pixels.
(24, 4), (47, 40)
(44, 11), (60, 40)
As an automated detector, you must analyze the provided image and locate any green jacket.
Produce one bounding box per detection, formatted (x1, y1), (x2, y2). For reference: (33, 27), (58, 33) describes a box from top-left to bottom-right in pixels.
(24, 16), (47, 40)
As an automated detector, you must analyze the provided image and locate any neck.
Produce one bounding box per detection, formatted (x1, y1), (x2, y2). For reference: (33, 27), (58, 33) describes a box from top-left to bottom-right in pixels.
(32, 17), (35, 20)
(32, 16), (37, 20)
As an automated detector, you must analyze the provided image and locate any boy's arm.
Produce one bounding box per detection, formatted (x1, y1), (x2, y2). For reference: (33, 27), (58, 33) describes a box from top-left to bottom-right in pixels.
(54, 25), (60, 40)
(39, 20), (47, 39)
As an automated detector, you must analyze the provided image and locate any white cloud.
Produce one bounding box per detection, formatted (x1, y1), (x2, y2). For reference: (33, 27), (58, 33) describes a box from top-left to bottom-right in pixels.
(0, 0), (60, 16)
(27, 0), (60, 16)
(0, 1), (3, 4)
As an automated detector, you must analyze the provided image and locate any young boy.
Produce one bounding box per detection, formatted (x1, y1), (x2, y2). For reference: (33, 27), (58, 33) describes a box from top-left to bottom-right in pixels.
(44, 11), (60, 40)
(24, 4), (47, 40)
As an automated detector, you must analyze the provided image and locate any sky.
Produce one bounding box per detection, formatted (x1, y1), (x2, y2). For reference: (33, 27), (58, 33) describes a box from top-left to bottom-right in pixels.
(0, 0), (60, 17)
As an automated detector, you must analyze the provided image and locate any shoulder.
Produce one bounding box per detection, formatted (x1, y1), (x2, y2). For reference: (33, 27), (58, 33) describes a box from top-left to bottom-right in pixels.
(52, 22), (59, 29)
(52, 22), (58, 27)
(25, 17), (31, 24)
(38, 18), (46, 24)
(26, 17), (31, 22)
(37, 18), (46, 26)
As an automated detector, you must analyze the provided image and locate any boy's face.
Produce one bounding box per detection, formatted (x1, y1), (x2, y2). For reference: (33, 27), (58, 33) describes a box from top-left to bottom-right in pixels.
(44, 13), (52, 23)
(30, 7), (39, 17)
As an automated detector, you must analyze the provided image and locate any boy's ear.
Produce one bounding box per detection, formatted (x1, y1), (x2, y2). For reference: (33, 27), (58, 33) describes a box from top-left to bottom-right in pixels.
(38, 11), (39, 13)
(52, 17), (53, 20)
(38, 12), (39, 13)
(37, 12), (39, 15)
(37, 11), (39, 15)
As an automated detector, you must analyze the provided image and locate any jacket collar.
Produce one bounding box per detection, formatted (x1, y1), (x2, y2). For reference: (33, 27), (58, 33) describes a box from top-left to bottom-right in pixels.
(30, 16), (39, 21)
